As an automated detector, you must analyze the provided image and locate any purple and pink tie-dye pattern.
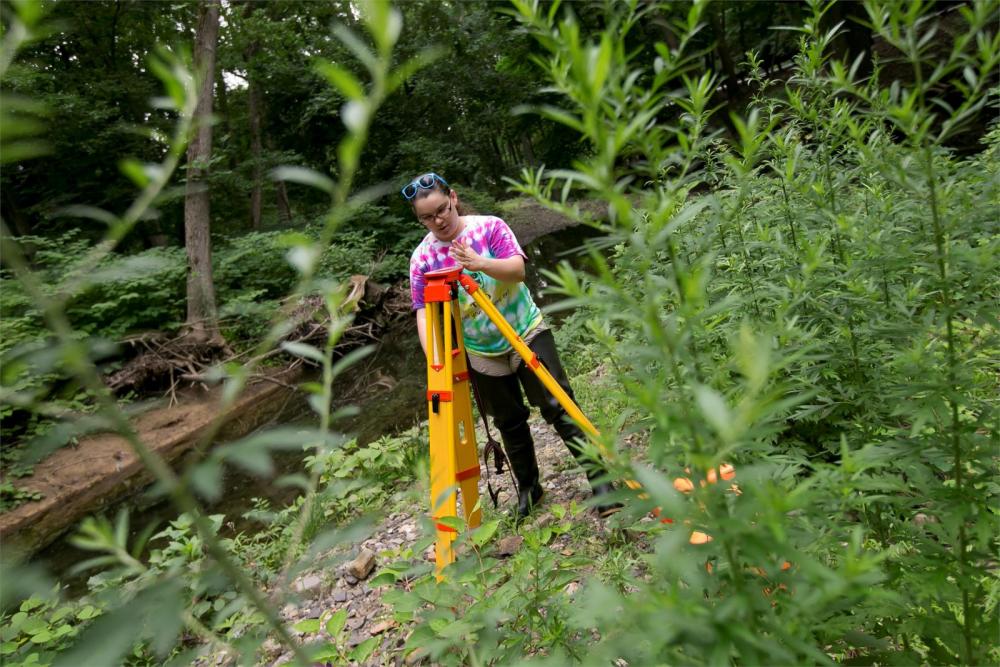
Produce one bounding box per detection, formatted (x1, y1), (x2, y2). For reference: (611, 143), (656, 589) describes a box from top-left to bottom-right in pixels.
(409, 215), (543, 356)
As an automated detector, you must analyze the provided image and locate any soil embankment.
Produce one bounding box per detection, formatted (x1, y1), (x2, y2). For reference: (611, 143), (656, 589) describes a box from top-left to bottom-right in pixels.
(0, 369), (304, 559)
(499, 197), (605, 245)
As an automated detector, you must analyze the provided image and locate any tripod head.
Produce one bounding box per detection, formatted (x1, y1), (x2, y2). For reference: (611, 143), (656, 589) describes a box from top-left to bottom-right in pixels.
(423, 266), (480, 302)
(423, 266), (464, 281)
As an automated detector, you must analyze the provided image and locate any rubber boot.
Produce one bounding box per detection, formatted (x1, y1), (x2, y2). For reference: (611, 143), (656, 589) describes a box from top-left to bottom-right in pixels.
(502, 421), (544, 519)
(553, 419), (621, 517)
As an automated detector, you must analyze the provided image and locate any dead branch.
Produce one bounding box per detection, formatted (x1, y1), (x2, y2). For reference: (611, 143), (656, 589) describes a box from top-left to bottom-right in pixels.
(102, 275), (396, 400)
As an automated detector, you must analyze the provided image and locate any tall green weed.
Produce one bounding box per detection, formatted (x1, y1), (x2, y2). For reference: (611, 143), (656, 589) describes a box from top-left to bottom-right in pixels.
(383, 1), (999, 664)
(1, 1), (434, 664)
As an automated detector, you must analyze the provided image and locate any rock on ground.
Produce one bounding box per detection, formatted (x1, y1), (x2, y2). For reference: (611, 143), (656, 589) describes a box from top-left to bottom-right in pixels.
(267, 415), (609, 666)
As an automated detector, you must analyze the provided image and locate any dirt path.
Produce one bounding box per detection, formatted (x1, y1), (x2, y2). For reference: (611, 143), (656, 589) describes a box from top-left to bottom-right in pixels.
(265, 414), (610, 666)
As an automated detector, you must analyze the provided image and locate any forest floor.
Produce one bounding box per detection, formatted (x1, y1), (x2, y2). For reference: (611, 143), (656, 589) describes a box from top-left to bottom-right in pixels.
(261, 414), (618, 667)
(245, 201), (619, 666)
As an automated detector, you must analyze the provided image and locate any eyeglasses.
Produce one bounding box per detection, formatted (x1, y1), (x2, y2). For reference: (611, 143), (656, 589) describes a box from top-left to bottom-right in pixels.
(418, 200), (452, 225)
(401, 172), (449, 201)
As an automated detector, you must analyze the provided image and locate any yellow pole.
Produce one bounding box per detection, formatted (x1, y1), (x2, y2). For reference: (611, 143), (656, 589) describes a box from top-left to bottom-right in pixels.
(422, 270), (483, 578)
(465, 284), (597, 435)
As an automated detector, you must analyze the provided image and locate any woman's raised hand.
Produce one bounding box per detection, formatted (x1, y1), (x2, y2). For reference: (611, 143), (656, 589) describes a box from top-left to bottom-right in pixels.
(449, 239), (486, 272)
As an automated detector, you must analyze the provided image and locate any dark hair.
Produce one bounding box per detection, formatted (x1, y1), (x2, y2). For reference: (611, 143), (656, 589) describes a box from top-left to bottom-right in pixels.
(410, 177), (474, 215)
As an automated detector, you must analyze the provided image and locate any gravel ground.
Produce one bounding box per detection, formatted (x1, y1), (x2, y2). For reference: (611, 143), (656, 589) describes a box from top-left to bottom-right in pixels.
(264, 414), (611, 667)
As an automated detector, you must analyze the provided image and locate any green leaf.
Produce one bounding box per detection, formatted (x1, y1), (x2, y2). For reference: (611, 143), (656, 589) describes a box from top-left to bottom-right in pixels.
(435, 515), (464, 532)
(315, 62), (364, 100)
(368, 570), (399, 587)
(330, 344), (374, 379)
(147, 49), (189, 110)
(0, 140), (49, 163)
(118, 158), (150, 187)
(188, 459), (223, 503)
(20, 618), (47, 635)
(75, 606), (100, 621)
(471, 520), (500, 548)
(308, 642), (341, 662)
(270, 166), (335, 195)
(113, 509), (129, 548)
(29, 630), (51, 643)
(349, 637), (379, 663)
(292, 618), (321, 634)
(56, 205), (118, 227)
(435, 618), (478, 640)
(694, 385), (733, 441)
(332, 24), (378, 74)
(280, 341), (326, 364)
(19, 597), (43, 613)
(274, 474), (310, 491)
(229, 447), (273, 477)
(86, 254), (174, 286)
(325, 609), (348, 637)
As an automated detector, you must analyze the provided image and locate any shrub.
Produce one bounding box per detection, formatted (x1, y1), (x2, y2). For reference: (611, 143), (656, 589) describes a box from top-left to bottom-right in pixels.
(381, 1), (1000, 664)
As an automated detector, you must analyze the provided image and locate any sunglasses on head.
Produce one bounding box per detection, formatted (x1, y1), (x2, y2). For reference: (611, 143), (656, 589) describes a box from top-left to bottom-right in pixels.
(401, 172), (449, 201)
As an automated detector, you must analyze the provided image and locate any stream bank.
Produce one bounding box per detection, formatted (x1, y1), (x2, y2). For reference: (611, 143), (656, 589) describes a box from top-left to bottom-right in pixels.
(20, 213), (604, 587)
(0, 367), (306, 560)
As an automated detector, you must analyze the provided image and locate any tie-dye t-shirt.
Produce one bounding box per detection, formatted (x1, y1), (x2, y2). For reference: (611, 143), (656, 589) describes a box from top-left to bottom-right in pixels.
(410, 215), (543, 356)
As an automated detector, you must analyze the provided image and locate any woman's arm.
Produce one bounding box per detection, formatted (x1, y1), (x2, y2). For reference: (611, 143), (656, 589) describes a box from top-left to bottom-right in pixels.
(415, 307), (428, 355)
(449, 240), (526, 283)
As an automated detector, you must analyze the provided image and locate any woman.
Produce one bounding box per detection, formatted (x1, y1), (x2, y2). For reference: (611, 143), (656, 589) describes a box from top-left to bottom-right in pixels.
(404, 172), (618, 518)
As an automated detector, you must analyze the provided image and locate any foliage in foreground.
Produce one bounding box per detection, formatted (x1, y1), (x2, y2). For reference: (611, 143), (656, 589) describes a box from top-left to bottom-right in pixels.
(374, 1), (1000, 665)
(0, 427), (423, 666)
(0, 208), (420, 488)
(2, 0), (998, 666)
(2, 0), (428, 665)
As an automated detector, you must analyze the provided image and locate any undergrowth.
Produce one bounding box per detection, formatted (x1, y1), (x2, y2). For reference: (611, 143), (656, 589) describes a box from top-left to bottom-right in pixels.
(0, 426), (423, 666)
(0, 212), (417, 487)
(373, 1), (1000, 665)
(2, 0), (997, 665)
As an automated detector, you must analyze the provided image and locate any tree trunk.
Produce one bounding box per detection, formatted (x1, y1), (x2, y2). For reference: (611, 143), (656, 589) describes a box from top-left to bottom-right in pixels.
(274, 177), (293, 225)
(184, 0), (222, 343)
(710, 5), (741, 105)
(1, 184), (32, 238)
(243, 1), (264, 230)
(215, 66), (234, 168)
(247, 78), (264, 230)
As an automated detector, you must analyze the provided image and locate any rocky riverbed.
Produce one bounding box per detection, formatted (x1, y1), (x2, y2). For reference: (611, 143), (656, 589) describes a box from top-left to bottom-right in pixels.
(264, 416), (613, 667)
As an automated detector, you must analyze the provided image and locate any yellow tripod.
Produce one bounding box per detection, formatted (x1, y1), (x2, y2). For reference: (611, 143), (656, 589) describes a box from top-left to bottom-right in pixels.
(422, 266), (606, 574)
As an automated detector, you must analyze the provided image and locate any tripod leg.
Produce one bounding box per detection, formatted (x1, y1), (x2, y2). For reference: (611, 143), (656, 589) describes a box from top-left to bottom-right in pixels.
(460, 280), (599, 436)
(426, 300), (458, 574)
(459, 276), (642, 493)
(451, 348), (482, 531)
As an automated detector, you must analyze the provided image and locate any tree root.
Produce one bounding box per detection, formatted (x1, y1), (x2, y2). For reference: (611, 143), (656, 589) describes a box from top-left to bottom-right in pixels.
(101, 279), (412, 400)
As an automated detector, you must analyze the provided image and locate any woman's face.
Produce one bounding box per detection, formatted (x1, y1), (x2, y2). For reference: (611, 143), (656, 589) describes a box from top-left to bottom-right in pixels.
(414, 189), (461, 242)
